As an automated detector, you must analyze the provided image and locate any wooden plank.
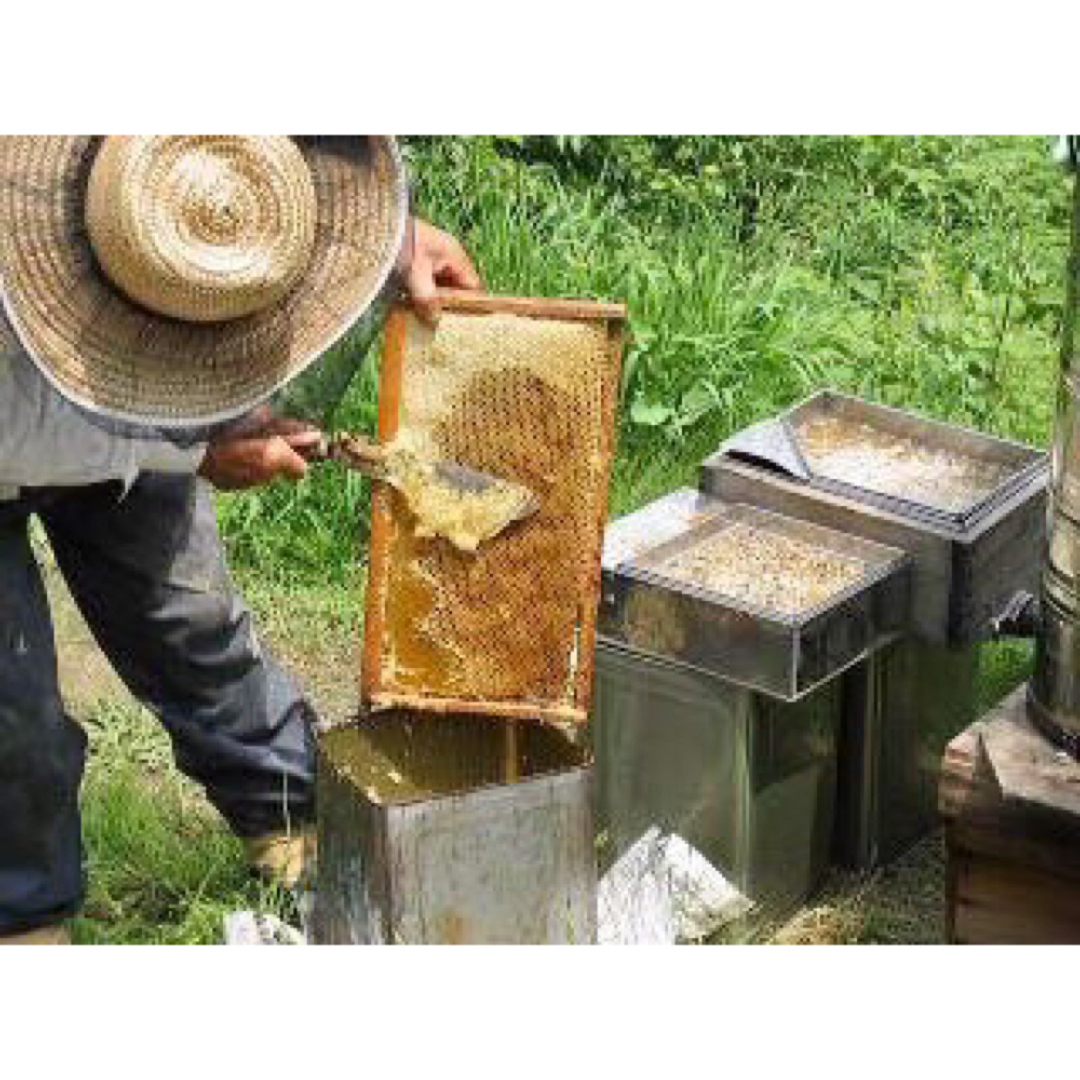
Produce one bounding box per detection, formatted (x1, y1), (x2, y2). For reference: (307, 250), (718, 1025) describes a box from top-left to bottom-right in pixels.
(941, 688), (1080, 861)
(504, 723), (520, 783)
(949, 817), (1080, 884)
(376, 307), (406, 443)
(938, 723), (984, 820)
(435, 288), (627, 323)
(360, 306), (407, 704)
(573, 320), (624, 713)
(950, 847), (1080, 944)
(981, 699), (1080, 820)
(368, 692), (587, 726)
(942, 688), (1080, 942)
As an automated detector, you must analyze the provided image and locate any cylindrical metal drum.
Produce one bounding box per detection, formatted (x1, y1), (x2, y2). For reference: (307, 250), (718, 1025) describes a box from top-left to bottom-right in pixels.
(1030, 171), (1080, 751)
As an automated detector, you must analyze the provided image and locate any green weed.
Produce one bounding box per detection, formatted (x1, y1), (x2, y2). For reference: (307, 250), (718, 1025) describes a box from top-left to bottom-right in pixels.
(71, 700), (294, 945)
(217, 136), (1069, 585)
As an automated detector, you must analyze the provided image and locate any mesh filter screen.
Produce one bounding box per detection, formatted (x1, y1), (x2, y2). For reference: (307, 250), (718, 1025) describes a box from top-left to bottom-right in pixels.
(362, 293), (624, 723)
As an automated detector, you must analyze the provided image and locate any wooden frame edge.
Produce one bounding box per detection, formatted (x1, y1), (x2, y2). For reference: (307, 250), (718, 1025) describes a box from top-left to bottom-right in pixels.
(368, 692), (588, 727)
(360, 306), (407, 704)
(432, 288), (626, 323)
(362, 293), (626, 724)
(573, 319), (624, 712)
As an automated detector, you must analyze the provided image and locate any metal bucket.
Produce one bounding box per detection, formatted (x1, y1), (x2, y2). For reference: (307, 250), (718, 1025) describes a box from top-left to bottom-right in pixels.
(311, 712), (596, 944)
(1031, 173), (1080, 751)
(593, 489), (900, 910)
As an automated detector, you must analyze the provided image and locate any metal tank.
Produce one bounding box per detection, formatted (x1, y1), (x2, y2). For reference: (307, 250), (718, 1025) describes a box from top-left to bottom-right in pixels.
(700, 392), (1048, 867)
(591, 489), (911, 926)
(312, 711), (597, 944)
(1030, 166), (1080, 753)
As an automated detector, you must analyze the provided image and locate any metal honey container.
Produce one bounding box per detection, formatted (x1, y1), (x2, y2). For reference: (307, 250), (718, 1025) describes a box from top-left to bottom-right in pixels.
(699, 390), (1048, 868)
(700, 390), (1047, 646)
(312, 711), (596, 944)
(592, 489), (910, 927)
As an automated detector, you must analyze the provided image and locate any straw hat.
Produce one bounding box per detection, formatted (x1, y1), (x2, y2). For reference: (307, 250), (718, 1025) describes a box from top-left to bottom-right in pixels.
(0, 136), (408, 427)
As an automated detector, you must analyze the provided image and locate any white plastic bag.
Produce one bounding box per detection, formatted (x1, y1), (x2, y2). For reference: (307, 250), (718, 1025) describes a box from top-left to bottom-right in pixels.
(598, 827), (753, 944)
(223, 910), (306, 946)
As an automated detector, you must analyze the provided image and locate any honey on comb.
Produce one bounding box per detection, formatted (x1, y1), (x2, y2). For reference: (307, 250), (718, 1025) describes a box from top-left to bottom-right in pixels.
(368, 307), (618, 716)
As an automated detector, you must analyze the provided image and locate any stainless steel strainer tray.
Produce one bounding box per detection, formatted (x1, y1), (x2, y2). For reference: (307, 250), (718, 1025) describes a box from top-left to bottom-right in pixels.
(599, 487), (729, 575)
(714, 390), (1045, 534)
(599, 501), (911, 700)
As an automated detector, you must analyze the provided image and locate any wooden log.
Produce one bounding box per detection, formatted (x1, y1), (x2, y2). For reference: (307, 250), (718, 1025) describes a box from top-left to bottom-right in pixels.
(359, 305), (406, 706)
(367, 692), (587, 726)
(504, 722), (520, 783)
(949, 848), (1080, 945)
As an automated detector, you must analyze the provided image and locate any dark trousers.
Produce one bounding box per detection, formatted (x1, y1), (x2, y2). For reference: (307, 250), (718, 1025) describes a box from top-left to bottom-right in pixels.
(0, 474), (317, 935)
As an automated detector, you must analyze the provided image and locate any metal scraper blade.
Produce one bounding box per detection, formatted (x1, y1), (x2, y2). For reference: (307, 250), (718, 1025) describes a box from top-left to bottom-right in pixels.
(430, 460), (542, 522)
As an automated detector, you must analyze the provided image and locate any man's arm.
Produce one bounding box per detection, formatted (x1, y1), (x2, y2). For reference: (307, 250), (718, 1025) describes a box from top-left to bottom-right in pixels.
(198, 217), (480, 490)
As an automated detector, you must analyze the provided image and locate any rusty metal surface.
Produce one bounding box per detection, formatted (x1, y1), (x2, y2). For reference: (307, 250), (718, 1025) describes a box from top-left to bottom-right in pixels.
(385, 770), (596, 944)
(311, 713), (596, 944)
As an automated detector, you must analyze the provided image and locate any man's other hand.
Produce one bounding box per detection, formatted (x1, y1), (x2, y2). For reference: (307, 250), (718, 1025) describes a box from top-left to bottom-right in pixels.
(197, 416), (324, 491)
(404, 218), (481, 325)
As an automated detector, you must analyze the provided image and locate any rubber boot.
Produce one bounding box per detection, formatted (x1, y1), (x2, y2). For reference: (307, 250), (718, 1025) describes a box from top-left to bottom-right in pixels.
(243, 829), (317, 890)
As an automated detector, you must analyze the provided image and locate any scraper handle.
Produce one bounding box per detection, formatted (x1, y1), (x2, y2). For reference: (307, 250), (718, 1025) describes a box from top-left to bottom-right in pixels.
(303, 433), (390, 481)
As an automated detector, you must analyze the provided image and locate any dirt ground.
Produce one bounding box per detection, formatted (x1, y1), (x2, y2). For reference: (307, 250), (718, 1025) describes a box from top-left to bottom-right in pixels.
(43, 546), (949, 946)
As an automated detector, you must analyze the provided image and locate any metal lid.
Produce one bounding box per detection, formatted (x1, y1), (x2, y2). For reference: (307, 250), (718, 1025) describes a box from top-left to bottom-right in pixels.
(599, 495), (910, 700)
(712, 390), (1046, 534)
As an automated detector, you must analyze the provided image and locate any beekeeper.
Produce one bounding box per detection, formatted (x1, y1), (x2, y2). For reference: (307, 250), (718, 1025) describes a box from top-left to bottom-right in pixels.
(0, 136), (479, 944)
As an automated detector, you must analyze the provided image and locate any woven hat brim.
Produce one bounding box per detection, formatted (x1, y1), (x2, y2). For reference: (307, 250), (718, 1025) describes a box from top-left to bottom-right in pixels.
(0, 136), (408, 428)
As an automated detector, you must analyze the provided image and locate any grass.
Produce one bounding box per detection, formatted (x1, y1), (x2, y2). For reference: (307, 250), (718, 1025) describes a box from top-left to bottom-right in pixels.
(47, 565), (345, 945)
(768, 832), (949, 945)
(59, 136), (1070, 943)
(71, 700), (295, 945)
(68, 583), (1027, 946)
(217, 136), (1070, 580)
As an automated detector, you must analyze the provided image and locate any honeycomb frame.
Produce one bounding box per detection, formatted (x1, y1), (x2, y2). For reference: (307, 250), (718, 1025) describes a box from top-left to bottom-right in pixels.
(361, 290), (625, 724)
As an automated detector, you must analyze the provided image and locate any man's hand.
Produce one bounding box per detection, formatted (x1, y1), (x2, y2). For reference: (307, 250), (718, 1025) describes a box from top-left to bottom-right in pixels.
(198, 218), (480, 490)
(197, 413), (324, 491)
(404, 218), (481, 325)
